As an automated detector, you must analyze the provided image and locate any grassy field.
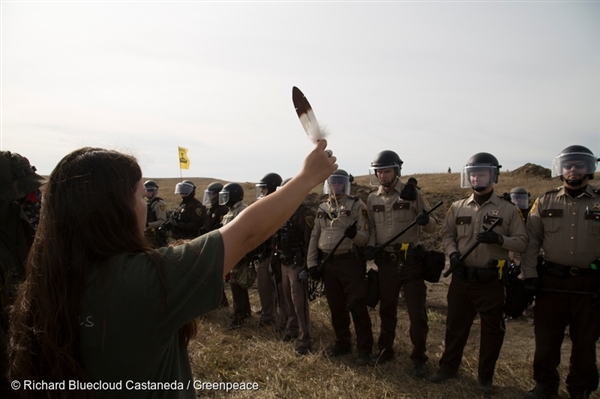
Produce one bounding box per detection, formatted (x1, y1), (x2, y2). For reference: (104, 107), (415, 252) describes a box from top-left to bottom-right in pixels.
(154, 164), (599, 399)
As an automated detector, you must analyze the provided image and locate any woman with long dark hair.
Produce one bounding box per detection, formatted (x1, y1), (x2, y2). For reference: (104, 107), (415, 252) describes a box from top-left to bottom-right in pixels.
(9, 141), (336, 398)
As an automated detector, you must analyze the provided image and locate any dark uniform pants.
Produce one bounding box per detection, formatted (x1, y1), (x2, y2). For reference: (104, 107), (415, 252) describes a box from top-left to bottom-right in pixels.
(399, 261), (429, 364)
(533, 273), (600, 396)
(323, 255), (373, 354)
(282, 263), (311, 348)
(439, 275), (505, 383)
(230, 282), (251, 321)
(257, 256), (287, 328)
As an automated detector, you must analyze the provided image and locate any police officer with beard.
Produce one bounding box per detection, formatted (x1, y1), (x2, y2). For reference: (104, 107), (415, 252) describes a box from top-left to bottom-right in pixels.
(365, 150), (436, 376)
(143, 180), (167, 248)
(170, 180), (207, 240)
(429, 152), (527, 396)
(0, 151), (46, 398)
(522, 145), (600, 399)
(307, 169), (373, 366)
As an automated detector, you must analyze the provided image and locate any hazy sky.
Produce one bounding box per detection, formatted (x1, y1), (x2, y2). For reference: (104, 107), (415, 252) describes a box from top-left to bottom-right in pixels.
(2, 1), (599, 185)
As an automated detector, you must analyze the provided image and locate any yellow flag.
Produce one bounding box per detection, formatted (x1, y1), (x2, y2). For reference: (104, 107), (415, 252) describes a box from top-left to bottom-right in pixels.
(178, 146), (190, 170)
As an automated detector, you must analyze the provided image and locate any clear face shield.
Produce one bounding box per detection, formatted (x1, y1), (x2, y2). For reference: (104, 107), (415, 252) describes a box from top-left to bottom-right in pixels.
(144, 188), (157, 199)
(369, 166), (398, 187)
(461, 166), (497, 190)
(510, 193), (529, 210)
(551, 152), (596, 178)
(174, 182), (194, 195)
(255, 184), (269, 200)
(202, 190), (218, 206)
(323, 175), (350, 196)
(218, 190), (230, 206)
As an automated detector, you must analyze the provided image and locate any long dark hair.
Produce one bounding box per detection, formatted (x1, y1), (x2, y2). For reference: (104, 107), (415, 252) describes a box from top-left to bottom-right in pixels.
(9, 148), (196, 394)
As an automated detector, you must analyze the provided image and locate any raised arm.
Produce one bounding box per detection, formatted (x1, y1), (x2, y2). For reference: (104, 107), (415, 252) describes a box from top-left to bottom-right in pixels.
(219, 140), (337, 275)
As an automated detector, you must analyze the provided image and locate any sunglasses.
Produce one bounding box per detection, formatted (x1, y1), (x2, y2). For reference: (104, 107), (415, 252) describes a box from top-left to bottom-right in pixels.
(563, 162), (586, 170)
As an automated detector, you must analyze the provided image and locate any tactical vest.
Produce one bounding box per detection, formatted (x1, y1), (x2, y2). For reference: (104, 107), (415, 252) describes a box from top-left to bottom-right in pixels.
(146, 197), (163, 224)
(278, 210), (304, 261)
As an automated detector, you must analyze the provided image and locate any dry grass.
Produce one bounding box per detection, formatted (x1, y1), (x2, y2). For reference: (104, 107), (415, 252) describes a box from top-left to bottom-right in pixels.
(161, 165), (599, 399)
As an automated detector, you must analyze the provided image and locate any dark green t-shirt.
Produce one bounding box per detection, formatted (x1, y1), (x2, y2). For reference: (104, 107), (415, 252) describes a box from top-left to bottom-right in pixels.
(79, 230), (224, 398)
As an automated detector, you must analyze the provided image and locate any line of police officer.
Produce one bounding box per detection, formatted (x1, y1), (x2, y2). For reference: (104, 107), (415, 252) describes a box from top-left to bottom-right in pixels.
(140, 144), (600, 399)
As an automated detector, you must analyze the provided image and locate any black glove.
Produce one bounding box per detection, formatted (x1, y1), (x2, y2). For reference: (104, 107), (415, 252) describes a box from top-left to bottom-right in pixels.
(169, 219), (178, 227)
(308, 266), (323, 280)
(523, 277), (541, 293)
(365, 246), (376, 261)
(449, 252), (465, 270)
(415, 211), (429, 226)
(298, 269), (309, 283)
(344, 223), (357, 239)
(476, 229), (501, 244)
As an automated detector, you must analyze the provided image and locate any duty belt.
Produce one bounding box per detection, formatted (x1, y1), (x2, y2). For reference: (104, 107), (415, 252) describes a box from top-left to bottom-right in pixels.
(321, 250), (357, 261)
(377, 243), (412, 262)
(545, 261), (600, 277)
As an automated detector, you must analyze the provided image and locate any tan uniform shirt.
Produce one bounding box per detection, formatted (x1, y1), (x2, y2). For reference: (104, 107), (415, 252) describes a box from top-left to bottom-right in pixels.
(222, 201), (247, 226)
(367, 181), (437, 249)
(146, 198), (167, 229)
(306, 195), (369, 268)
(521, 184), (600, 278)
(442, 192), (527, 268)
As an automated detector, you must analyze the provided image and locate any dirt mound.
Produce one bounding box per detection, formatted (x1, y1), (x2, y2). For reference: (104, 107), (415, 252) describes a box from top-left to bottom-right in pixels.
(507, 163), (551, 179)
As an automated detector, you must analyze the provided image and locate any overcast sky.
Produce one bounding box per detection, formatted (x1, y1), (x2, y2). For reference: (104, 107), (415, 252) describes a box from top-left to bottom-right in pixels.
(1, 1), (599, 185)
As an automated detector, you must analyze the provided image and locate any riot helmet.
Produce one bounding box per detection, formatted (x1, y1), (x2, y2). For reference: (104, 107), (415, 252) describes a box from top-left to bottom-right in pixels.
(255, 172), (282, 199)
(369, 150), (403, 187)
(509, 187), (530, 210)
(144, 180), (159, 199)
(276, 177), (292, 191)
(323, 169), (353, 196)
(551, 145), (598, 186)
(174, 180), (196, 196)
(203, 182), (223, 206)
(219, 182), (244, 207)
(460, 152), (501, 191)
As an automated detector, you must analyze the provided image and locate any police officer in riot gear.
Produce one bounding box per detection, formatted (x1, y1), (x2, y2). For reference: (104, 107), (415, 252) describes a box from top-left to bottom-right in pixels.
(365, 150), (436, 376)
(254, 173), (287, 331)
(509, 187), (531, 221)
(307, 169), (373, 365)
(203, 182), (230, 307)
(170, 180), (207, 240)
(430, 152), (527, 395)
(272, 178), (315, 355)
(219, 182), (252, 328)
(203, 182), (228, 232)
(522, 145), (600, 399)
(143, 180), (167, 248)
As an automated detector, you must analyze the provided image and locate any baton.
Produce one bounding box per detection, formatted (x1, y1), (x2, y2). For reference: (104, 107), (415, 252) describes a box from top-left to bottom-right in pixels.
(318, 220), (358, 272)
(375, 201), (444, 255)
(443, 218), (502, 278)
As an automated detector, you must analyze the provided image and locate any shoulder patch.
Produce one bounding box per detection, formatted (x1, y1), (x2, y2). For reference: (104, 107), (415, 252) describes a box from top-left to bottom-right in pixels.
(305, 215), (315, 229)
(529, 198), (540, 215)
(195, 208), (204, 216)
(159, 204), (166, 212)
